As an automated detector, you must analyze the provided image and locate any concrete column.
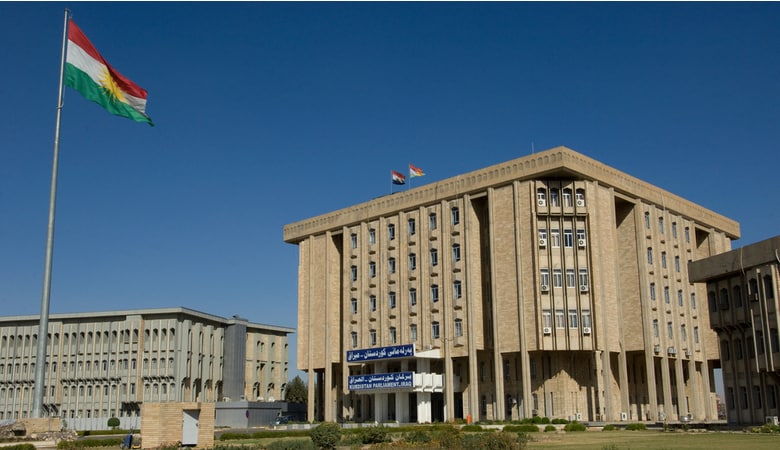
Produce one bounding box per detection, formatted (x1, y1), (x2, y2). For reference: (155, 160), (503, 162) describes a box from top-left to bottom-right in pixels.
(660, 356), (673, 421)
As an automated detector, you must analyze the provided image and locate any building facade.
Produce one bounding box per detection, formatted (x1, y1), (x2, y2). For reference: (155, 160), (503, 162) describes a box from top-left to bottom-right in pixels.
(0, 307), (294, 425)
(284, 146), (739, 424)
(689, 236), (780, 425)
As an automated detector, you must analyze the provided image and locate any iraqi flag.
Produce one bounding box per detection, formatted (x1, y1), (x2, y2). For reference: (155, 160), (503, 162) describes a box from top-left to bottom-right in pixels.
(65, 19), (154, 125)
(409, 164), (425, 178)
(391, 170), (406, 185)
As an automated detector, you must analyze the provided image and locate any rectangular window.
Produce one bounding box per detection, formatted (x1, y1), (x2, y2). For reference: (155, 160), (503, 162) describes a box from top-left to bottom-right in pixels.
(540, 269), (550, 288)
(653, 319), (659, 338)
(350, 233), (358, 249)
(408, 218), (416, 236)
(454, 319), (463, 337)
(644, 212), (651, 229)
(691, 293), (697, 309)
(667, 322), (673, 340)
(350, 298), (357, 315)
(387, 223), (395, 240)
(369, 228), (376, 245)
(431, 284), (439, 303)
(566, 269), (576, 288)
(664, 286), (670, 304)
(542, 309), (552, 328)
(681, 324), (687, 342)
(551, 229), (561, 247)
(369, 261), (376, 278)
(675, 255), (680, 272)
(694, 326), (700, 344)
(409, 288), (417, 306)
(658, 217), (664, 234)
(409, 253), (416, 270)
(576, 228), (586, 241)
(451, 207), (460, 225)
(555, 309), (566, 328)
(389, 327), (397, 344)
(388, 257), (396, 274)
(539, 228), (547, 242)
(453, 280), (462, 300)
(647, 247), (653, 265)
(678, 290), (683, 307)
(351, 332), (357, 348)
(409, 324), (418, 341)
(430, 248), (438, 266)
(563, 229), (573, 248)
(581, 309), (592, 328)
(553, 269), (563, 288)
(369, 295), (376, 311)
(429, 213), (437, 230)
(578, 269), (589, 288)
(568, 309), (579, 328)
(432, 322), (440, 339)
(650, 282), (656, 301)
(672, 221), (678, 238)
(370, 330), (377, 346)
(661, 251), (667, 268)
(452, 243), (461, 262)
(685, 226), (690, 243)
(389, 291), (396, 309)
(351, 265), (358, 282)
(563, 189), (572, 207)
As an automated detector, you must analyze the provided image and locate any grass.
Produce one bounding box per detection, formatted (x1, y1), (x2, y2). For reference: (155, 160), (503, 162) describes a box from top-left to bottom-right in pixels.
(525, 429), (779, 449)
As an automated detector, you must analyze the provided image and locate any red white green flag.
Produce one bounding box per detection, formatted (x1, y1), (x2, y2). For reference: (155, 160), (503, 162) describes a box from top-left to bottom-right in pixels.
(65, 19), (153, 126)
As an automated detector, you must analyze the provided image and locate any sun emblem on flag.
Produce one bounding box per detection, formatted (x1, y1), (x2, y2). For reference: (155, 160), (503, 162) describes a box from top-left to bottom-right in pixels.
(98, 67), (126, 104)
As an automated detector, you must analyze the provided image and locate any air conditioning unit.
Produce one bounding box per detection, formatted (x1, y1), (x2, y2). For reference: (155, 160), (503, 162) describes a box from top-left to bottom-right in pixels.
(543, 327), (552, 335)
(620, 412), (628, 421)
(576, 199), (585, 207)
(582, 327), (592, 335)
(541, 284), (549, 292)
(685, 350), (692, 358)
(766, 416), (779, 426)
(579, 285), (589, 292)
(576, 412), (582, 421)
(539, 238), (547, 247)
(538, 199), (546, 207)
(654, 345), (661, 353)
(578, 239), (587, 247)
(667, 347), (677, 355)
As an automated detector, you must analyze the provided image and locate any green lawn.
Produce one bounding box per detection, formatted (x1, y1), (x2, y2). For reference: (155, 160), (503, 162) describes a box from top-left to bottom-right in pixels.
(526, 430), (779, 449)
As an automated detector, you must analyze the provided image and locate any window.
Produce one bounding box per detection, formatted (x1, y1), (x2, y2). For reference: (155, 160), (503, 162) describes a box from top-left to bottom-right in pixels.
(350, 298), (357, 315)
(563, 229), (573, 248)
(369, 295), (377, 312)
(667, 322), (673, 340)
(757, 330), (765, 355)
(681, 324), (687, 342)
(409, 253), (417, 270)
(753, 386), (762, 408)
(719, 288), (729, 310)
(566, 269), (576, 288)
(691, 293), (697, 309)
(733, 286), (742, 307)
(653, 319), (659, 338)
(568, 309), (578, 328)
(409, 324), (418, 342)
(539, 228), (547, 242)
(678, 289), (683, 307)
(721, 340), (730, 360)
(553, 269), (563, 288)
(431, 284), (439, 303)
(551, 229), (561, 247)
(581, 310), (592, 328)
(764, 275), (774, 299)
(387, 223), (395, 240)
(389, 327), (397, 344)
(452, 243), (461, 262)
(409, 288), (417, 306)
(578, 268), (589, 288)
(369, 330), (377, 346)
(684, 226), (690, 243)
(454, 319), (463, 337)
(674, 256), (680, 273)
(647, 247), (653, 265)
(350, 233), (358, 249)
(562, 189), (572, 207)
(650, 283), (656, 301)
(555, 309), (566, 328)
(661, 251), (667, 268)
(408, 218), (416, 236)
(708, 291), (717, 312)
(540, 269), (550, 288)
(734, 338), (743, 360)
(451, 207), (460, 225)
(368, 261), (376, 278)
(664, 286), (670, 304)
(550, 188), (560, 207)
(429, 213), (437, 230)
(658, 217), (664, 234)
(694, 326), (699, 344)
(388, 257), (396, 274)
(747, 336), (755, 358)
(575, 189), (585, 206)
(351, 265), (357, 282)
(542, 309), (552, 328)
(432, 321), (440, 339)
(536, 188), (546, 205)
(644, 212), (651, 229)
(368, 228), (376, 245)
(430, 248), (438, 266)
(576, 228), (586, 241)
(388, 291), (396, 309)
(453, 280), (462, 300)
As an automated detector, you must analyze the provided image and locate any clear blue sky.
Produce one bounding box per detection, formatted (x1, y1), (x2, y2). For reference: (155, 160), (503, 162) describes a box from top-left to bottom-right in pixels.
(1, 2), (779, 382)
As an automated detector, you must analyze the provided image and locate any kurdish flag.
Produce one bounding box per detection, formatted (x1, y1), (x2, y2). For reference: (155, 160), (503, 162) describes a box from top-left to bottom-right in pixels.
(391, 170), (406, 185)
(65, 19), (153, 126)
(409, 163), (425, 178)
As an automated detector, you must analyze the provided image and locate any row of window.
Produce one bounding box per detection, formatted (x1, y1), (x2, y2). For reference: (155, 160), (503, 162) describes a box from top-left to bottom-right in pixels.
(643, 212), (691, 243)
(350, 319), (462, 348)
(539, 268), (590, 290)
(353, 245), (463, 280)
(536, 187), (586, 208)
(649, 283), (697, 309)
(350, 281), (464, 314)
(721, 329), (780, 360)
(350, 207), (462, 249)
(646, 248), (686, 272)
(541, 309), (592, 329)
(709, 276), (775, 312)
(725, 384), (779, 410)
(538, 228), (586, 248)
(651, 319), (699, 344)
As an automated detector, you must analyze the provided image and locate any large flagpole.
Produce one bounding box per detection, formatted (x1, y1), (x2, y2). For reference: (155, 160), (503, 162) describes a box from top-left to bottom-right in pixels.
(32, 9), (70, 419)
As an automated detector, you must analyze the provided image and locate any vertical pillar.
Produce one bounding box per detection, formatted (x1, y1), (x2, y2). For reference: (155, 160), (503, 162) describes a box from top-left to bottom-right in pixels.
(660, 356), (673, 421)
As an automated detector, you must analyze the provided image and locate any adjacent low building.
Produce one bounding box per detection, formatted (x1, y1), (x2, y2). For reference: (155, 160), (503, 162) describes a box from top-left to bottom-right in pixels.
(284, 146), (739, 424)
(689, 236), (780, 425)
(0, 307), (294, 428)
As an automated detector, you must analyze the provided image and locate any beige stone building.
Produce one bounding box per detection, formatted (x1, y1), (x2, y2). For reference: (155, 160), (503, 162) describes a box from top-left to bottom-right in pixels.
(0, 307), (293, 428)
(284, 146), (740, 424)
(689, 236), (780, 425)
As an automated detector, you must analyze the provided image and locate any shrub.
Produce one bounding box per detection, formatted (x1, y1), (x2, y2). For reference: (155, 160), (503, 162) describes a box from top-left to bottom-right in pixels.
(544, 425), (556, 432)
(551, 418), (569, 424)
(503, 424), (539, 433)
(265, 439), (317, 450)
(107, 417), (120, 429)
(430, 423), (462, 448)
(625, 423), (647, 431)
(462, 431), (528, 450)
(3, 445), (36, 450)
(404, 429), (432, 444)
(563, 422), (586, 432)
(461, 424), (485, 432)
(602, 424), (618, 431)
(359, 426), (390, 444)
(531, 416), (550, 424)
(310, 422), (342, 449)
(58, 439), (123, 449)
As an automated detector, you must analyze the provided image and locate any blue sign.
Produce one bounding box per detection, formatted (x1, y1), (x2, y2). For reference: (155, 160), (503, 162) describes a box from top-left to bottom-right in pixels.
(346, 344), (414, 362)
(348, 371), (414, 391)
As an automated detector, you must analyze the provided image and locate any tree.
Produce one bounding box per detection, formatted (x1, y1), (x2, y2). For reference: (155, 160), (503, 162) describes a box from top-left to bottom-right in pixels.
(107, 417), (120, 429)
(285, 375), (307, 403)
